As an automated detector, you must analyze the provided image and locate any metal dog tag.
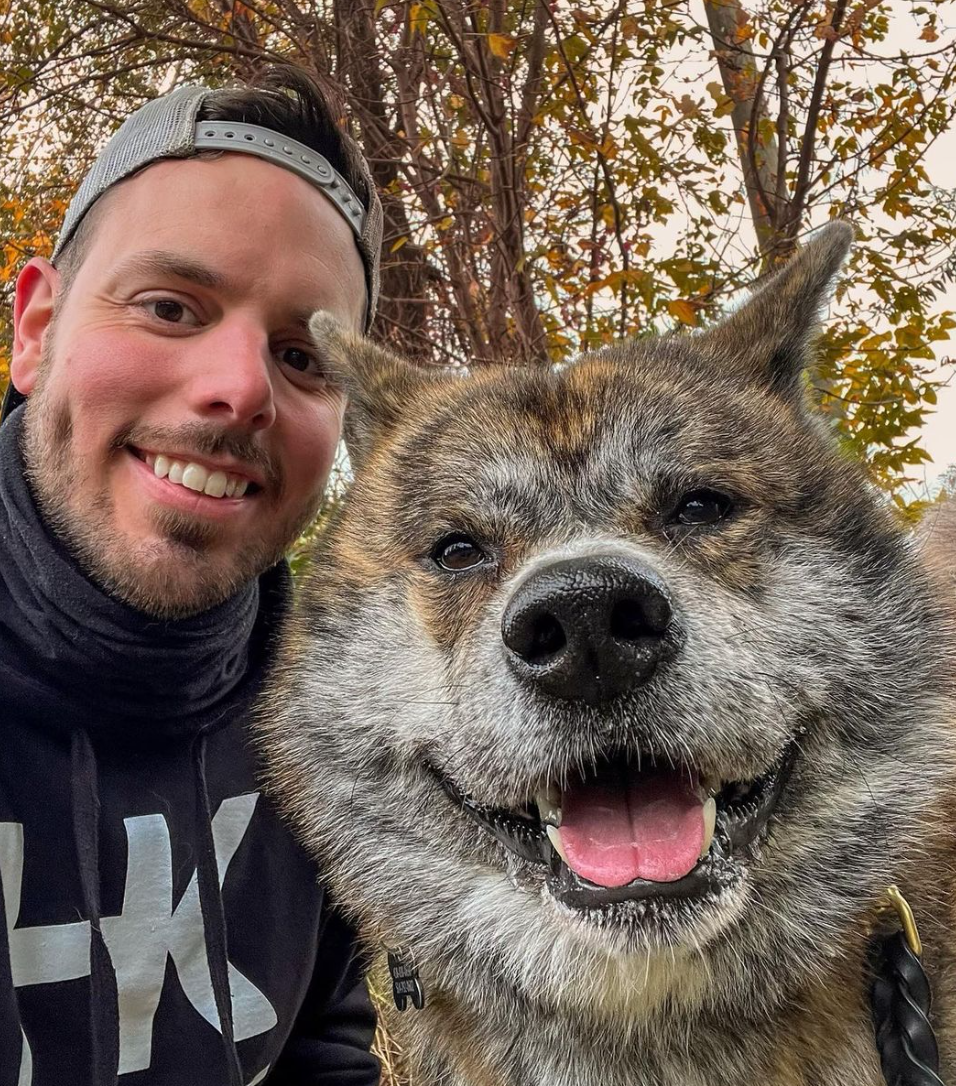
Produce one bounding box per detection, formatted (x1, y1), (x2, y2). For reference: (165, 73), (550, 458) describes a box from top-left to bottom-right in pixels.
(387, 948), (425, 1012)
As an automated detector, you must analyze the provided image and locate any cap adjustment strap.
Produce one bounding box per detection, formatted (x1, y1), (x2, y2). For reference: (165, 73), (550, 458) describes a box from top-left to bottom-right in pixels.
(193, 121), (366, 239)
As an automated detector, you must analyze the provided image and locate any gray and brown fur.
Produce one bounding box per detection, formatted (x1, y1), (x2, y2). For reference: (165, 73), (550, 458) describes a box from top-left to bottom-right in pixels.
(256, 222), (956, 1086)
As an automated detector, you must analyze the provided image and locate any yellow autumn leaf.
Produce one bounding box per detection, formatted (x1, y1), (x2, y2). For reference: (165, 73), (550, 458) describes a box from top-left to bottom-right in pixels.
(599, 134), (619, 160)
(668, 299), (698, 326)
(409, 2), (429, 35)
(390, 236), (409, 253)
(487, 32), (516, 59)
(705, 81), (734, 119)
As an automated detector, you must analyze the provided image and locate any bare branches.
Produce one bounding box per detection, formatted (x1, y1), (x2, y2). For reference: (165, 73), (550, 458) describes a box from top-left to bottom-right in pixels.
(786, 0), (849, 237)
(542, 0), (632, 331)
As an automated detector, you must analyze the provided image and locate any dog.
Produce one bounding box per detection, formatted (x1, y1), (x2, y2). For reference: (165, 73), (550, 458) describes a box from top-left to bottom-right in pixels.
(256, 222), (956, 1086)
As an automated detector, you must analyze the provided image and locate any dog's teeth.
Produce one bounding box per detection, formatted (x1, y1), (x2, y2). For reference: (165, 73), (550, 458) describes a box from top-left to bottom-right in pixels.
(535, 788), (562, 827)
(546, 825), (569, 864)
(700, 796), (717, 858)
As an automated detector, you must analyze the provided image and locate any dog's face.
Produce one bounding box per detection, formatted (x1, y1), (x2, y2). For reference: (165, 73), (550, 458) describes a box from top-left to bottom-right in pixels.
(260, 224), (956, 1022)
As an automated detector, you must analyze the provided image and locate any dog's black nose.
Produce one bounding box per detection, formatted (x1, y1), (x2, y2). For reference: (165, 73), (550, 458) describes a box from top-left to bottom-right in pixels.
(501, 556), (673, 705)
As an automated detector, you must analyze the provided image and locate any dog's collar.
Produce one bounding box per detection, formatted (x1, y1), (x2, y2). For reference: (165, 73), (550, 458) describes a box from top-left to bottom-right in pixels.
(870, 885), (945, 1086)
(384, 888), (944, 1082)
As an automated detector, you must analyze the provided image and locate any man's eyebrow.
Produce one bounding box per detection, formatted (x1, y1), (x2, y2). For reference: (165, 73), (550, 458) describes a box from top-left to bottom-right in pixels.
(290, 308), (319, 334)
(114, 251), (229, 290)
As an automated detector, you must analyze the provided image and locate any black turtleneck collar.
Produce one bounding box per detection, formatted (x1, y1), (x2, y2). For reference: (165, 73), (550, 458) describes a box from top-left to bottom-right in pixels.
(0, 406), (291, 742)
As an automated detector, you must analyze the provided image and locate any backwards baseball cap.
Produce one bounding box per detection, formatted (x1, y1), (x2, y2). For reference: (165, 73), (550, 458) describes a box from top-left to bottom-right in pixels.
(2, 81), (383, 422)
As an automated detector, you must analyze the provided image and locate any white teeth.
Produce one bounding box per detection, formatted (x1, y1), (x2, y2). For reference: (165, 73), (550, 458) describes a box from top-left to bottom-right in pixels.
(701, 796), (717, 858)
(143, 451), (251, 499)
(546, 825), (569, 864)
(701, 774), (721, 796)
(204, 470), (228, 498)
(182, 463), (208, 493)
(535, 788), (562, 827)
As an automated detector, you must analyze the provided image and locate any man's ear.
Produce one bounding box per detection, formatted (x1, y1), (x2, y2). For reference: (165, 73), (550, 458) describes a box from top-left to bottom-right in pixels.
(701, 221), (854, 402)
(309, 311), (442, 468)
(11, 257), (60, 395)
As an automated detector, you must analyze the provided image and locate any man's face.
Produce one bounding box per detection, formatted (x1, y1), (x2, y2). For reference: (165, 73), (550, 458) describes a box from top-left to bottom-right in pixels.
(13, 153), (366, 617)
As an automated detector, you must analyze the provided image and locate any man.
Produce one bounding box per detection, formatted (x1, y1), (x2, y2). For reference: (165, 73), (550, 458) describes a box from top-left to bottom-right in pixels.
(0, 68), (383, 1085)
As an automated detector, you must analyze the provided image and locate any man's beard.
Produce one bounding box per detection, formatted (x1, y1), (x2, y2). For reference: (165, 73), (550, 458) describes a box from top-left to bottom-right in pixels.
(21, 344), (321, 619)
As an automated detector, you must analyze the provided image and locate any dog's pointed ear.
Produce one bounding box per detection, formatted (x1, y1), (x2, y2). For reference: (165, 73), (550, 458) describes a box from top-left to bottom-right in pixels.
(702, 221), (854, 402)
(310, 311), (434, 468)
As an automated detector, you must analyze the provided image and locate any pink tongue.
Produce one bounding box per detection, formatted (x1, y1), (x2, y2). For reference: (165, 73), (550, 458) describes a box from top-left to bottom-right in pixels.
(560, 766), (704, 888)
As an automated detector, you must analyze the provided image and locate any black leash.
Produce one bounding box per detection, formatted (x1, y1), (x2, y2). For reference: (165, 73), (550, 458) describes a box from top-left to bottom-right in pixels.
(871, 885), (945, 1086)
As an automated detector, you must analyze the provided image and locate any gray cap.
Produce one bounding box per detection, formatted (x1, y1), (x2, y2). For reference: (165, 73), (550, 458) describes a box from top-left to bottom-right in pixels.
(52, 83), (382, 331)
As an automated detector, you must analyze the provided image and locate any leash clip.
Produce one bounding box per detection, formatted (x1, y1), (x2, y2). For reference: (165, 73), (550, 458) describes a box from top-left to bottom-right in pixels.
(882, 884), (922, 958)
(870, 884), (945, 1086)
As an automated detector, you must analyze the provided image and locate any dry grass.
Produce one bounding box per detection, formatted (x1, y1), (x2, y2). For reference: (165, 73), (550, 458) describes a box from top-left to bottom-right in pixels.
(369, 969), (411, 1086)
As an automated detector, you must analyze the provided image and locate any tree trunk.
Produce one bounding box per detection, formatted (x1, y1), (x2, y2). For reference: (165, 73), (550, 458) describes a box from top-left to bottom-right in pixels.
(703, 0), (783, 261)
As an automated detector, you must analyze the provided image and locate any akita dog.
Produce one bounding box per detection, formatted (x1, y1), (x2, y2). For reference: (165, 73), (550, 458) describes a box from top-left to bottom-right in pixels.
(257, 223), (956, 1086)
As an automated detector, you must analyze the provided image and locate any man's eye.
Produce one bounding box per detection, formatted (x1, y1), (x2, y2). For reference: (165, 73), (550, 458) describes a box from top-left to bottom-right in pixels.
(143, 299), (200, 326)
(279, 347), (317, 373)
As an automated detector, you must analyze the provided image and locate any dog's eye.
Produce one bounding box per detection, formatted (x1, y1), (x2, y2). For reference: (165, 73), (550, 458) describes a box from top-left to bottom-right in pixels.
(671, 489), (734, 527)
(432, 534), (489, 572)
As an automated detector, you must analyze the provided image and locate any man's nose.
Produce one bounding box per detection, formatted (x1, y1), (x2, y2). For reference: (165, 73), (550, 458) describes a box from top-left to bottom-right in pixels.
(189, 322), (277, 430)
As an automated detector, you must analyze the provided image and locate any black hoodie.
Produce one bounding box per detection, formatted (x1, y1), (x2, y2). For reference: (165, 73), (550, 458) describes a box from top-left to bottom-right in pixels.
(0, 408), (380, 1085)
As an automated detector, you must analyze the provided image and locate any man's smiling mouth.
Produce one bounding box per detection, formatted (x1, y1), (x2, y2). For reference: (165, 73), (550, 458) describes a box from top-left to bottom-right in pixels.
(130, 447), (261, 499)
